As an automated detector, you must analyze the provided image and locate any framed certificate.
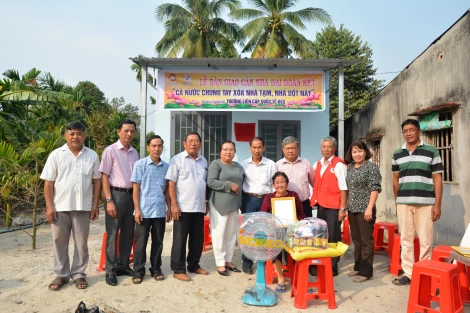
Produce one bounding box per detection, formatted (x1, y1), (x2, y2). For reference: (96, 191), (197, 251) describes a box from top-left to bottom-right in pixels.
(271, 197), (297, 226)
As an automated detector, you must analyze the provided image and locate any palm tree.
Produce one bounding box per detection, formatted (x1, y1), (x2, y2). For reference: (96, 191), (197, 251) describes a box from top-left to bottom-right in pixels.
(230, 0), (332, 58)
(155, 0), (242, 57)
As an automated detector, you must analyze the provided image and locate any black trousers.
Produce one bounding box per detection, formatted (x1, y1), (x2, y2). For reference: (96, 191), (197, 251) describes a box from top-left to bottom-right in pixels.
(133, 217), (166, 277)
(170, 212), (205, 274)
(348, 208), (376, 278)
(302, 200), (313, 218)
(317, 206), (341, 274)
(105, 189), (135, 274)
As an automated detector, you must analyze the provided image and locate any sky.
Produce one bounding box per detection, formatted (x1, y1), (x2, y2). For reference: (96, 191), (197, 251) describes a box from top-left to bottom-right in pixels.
(1, 0), (469, 130)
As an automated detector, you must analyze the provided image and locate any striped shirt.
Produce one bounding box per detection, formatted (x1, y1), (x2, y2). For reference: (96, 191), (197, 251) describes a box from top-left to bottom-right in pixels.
(392, 141), (443, 205)
(131, 157), (169, 218)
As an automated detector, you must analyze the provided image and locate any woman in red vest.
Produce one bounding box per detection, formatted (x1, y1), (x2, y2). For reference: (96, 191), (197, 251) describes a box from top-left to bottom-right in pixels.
(344, 141), (382, 282)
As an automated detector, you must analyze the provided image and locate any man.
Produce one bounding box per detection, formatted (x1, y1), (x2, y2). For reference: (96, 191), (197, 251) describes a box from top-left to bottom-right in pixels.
(240, 137), (277, 274)
(131, 135), (171, 284)
(41, 121), (101, 291)
(166, 132), (209, 281)
(391, 119), (443, 286)
(99, 119), (139, 286)
(310, 136), (348, 276)
(276, 136), (315, 218)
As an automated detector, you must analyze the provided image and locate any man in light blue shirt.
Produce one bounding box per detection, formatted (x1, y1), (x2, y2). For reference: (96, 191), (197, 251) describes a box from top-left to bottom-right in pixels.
(131, 135), (171, 284)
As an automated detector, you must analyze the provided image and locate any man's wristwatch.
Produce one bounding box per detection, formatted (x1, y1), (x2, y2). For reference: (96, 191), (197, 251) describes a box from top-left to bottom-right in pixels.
(340, 208), (347, 212)
(105, 198), (112, 203)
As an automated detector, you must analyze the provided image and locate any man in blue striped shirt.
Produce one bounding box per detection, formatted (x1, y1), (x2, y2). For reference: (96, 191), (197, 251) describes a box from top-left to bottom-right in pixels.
(391, 119), (443, 286)
(131, 135), (171, 284)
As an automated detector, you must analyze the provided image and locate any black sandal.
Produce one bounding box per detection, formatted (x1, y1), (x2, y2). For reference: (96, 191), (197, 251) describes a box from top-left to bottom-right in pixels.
(132, 276), (144, 284)
(152, 270), (164, 281)
(392, 276), (411, 286)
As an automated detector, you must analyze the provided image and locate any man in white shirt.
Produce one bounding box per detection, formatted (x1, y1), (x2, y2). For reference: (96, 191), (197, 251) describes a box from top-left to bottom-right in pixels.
(41, 122), (101, 291)
(166, 132), (209, 282)
(240, 137), (277, 274)
(310, 136), (348, 276)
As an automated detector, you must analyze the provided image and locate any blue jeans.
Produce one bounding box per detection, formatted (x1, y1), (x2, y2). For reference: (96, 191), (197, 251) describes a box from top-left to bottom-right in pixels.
(241, 193), (265, 268)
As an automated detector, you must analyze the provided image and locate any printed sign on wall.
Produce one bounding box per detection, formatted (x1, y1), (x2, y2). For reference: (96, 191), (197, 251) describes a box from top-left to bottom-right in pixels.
(160, 72), (324, 112)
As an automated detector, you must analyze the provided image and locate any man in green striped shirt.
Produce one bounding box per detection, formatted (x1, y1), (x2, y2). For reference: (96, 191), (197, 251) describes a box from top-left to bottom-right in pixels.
(391, 119), (443, 286)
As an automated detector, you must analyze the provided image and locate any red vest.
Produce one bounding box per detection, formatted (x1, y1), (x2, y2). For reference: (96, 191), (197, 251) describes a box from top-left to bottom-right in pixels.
(310, 156), (345, 209)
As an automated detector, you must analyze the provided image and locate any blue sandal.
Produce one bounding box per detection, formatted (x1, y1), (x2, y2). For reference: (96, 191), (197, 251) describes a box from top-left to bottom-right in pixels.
(275, 283), (286, 293)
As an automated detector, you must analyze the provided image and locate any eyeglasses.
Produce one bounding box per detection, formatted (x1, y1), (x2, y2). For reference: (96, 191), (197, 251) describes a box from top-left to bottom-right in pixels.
(402, 128), (419, 134)
(185, 140), (201, 144)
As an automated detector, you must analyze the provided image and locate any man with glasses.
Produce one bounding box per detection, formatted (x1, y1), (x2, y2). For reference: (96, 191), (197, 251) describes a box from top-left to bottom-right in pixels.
(166, 132), (209, 281)
(391, 119), (443, 286)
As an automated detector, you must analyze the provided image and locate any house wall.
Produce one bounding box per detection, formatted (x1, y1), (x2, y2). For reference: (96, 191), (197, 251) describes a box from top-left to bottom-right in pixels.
(152, 109), (330, 166)
(346, 12), (470, 245)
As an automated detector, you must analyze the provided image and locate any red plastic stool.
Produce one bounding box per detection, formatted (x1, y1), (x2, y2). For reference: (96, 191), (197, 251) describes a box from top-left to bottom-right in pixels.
(202, 216), (212, 252)
(432, 245), (454, 262)
(341, 214), (350, 245)
(265, 252), (295, 285)
(432, 245), (470, 304)
(389, 234), (420, 275)
(407, 259), (464, 313)
(290, 257), (336, 309)
(97, 232), (136, 272)
(374, 222), (398, 257)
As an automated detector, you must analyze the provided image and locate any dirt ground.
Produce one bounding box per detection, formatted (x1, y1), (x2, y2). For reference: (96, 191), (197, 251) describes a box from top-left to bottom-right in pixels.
(1, 214), (469, 313)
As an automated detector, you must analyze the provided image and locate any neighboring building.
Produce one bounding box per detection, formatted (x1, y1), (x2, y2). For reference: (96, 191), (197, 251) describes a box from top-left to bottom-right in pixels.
(345, 10), (470, 245)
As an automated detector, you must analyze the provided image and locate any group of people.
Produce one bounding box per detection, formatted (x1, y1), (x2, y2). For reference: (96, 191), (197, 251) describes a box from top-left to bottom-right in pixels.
(42, 118), (442, 291)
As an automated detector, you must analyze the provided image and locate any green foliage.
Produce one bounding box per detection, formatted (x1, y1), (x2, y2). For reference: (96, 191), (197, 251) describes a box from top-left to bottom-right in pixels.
(155, 0), (242, 57)
(0, 68), (140, 232)
(230, 0), (332, 58)
(305, 24), (384, 131)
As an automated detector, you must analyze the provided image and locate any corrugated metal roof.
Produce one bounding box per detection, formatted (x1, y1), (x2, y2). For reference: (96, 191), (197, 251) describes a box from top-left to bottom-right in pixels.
(408, 102), (460, 116)
(129, 57), (359, 70)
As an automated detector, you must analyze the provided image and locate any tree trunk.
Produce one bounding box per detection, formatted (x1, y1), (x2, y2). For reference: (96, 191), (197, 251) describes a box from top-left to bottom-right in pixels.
(5, 201), (11, 228)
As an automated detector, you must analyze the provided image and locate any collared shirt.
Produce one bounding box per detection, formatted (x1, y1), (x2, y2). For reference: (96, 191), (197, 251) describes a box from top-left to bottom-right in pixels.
(313, 155), (348, 190)
(131, 156), (169, 218)
(392, 140), (443, 205)
(240, 156), (277, 195)
(99, 140), (139, 188)
(165, 151), (208, 213)
(276, 157), (315, 201)
(40, 144), (101, 212)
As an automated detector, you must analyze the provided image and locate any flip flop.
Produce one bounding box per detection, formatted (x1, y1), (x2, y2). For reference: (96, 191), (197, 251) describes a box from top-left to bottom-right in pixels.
(275, 283), (286, 293)
(48, 277), (69, 291)
(74, 278), (88, 289)
(392, 276), (411, 286)
(132, 276), (144, 284)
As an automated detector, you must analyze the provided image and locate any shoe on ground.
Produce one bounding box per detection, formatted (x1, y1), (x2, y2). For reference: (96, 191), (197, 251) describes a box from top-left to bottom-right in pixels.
(242, 266), (253, 275)
(348, 271), (360, 277)
(173, 273), (191, 282)
(217, 270), (229, 276)
(116, 267), (135, 277)
(105, 273), (117, 286)
(353, 276), (370, 283)
(190, 268), (208, 275)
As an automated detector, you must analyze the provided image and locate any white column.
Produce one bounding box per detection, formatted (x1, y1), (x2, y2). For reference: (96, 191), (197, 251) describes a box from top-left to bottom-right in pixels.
(338, 65), (344, 159)
(140, 65), (148, 158)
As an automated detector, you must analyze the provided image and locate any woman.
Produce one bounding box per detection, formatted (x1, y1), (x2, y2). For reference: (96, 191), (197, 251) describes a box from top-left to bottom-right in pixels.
(345, 140), (382, 282)
(207, 140), (245, 276)
(261, 171), (306, 292)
